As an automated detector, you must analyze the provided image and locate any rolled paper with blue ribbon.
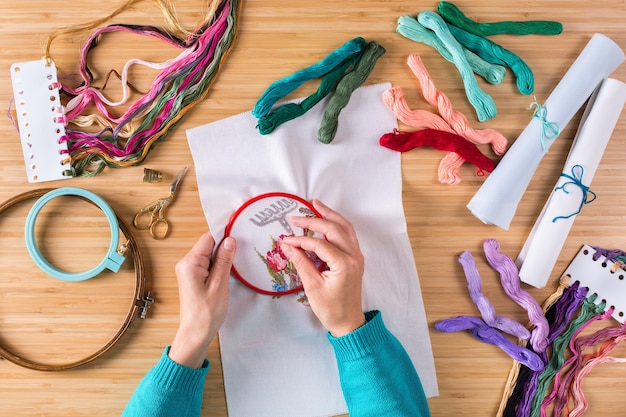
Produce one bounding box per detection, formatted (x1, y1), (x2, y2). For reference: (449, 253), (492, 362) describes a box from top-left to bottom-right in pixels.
(25, 187), (126, 282)
(467, 33), (625, 230)
(517, 78), (626, 288)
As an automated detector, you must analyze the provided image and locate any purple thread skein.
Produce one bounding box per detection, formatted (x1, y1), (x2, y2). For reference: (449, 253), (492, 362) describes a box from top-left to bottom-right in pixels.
(435, 316), (544, 371)
(458, 250), (531, 340)
(483, 238), (549, 352)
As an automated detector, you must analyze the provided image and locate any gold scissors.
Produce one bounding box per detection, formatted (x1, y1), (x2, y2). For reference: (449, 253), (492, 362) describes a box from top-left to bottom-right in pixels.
(133, 167), (187, 240)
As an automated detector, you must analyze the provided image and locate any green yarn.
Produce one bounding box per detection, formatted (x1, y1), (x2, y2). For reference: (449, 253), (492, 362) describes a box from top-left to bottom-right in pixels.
(396, 15), (506, 85)
(417, 11), (497, 122)
(438, 1), (563, 36)
(446, 23), (534, 95)
(255, 56), (358, 135)
(318, 41), (386, 144)
(252, 37), (366, 118)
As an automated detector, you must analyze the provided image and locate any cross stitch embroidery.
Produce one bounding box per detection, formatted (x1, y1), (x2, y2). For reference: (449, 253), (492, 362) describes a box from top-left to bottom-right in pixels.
(256, 232), (323, 303)
(256, 234), (301, 293)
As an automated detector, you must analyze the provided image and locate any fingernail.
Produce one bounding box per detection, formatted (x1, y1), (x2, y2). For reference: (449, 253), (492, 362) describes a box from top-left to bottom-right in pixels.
(280, 243), (293, 255)
(223, 237), (235, 251)
(313, 199), (326, 209)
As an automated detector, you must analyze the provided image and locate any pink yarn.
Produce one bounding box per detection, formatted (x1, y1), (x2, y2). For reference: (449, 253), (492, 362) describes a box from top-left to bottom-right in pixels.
(382, 86), (464, 185)
(569, 334), (626, 416)
(540, 306), (614, 417)
(406, 54), (508, 155)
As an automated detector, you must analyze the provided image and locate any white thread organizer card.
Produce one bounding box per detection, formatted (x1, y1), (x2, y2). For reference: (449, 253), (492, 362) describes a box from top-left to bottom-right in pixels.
(562, 244), (626, 323)
(10, 59), (70, 183)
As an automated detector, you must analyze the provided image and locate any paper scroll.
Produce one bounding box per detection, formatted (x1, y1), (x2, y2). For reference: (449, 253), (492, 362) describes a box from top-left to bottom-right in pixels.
(517, 78), (626, 288)
(467, 33), (625, 230)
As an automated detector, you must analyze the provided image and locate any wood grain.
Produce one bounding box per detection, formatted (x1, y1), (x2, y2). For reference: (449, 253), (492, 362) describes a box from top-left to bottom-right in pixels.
(0, 0), (624, 416)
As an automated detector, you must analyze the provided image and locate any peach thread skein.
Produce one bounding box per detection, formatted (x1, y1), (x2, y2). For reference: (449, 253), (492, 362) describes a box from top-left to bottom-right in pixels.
(383, 86), (465, 185)
(407, 54), (508, 155)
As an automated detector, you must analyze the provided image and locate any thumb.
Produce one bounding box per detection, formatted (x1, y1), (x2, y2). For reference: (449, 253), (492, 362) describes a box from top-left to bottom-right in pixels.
(211, 237), (236, 278)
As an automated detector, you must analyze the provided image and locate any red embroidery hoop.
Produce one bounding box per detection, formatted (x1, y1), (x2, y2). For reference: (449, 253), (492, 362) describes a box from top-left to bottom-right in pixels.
(224, 192), (324, 296)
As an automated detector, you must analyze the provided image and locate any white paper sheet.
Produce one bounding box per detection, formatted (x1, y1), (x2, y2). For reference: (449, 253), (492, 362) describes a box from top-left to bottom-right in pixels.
(517, 78), (626, 288)
(186, 82), (438, 417)
(467, 33), (625, 230)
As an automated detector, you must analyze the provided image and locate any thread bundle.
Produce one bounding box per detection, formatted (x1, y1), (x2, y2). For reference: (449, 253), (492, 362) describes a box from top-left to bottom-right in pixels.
(252, 38), (385, 144)
(436, 240), (626, 417)
(49, 0), (241, 177)
(396, 1), (563, 121)
(381, 54), (507, 184)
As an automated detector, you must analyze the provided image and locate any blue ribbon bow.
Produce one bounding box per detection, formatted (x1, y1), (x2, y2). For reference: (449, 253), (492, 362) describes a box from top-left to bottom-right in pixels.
(528, 98), (560, 153)
(552, 164), (596, 222)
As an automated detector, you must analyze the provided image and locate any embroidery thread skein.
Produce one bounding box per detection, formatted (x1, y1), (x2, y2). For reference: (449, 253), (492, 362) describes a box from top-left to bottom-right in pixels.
(552, 322), (626, 416)
(496, 276), (569, 417)
(568, 336), (626, 417)
(437, 1), (563, 36)
(482, 239), (549, 353)
(505, 282), (587, 417)
(539, 304), (614, 417)
(51, 0), (242, 176)
(531, 298), (609, 417)
(445, 23), (535, 95)
(458, 250), (530, 340)
(417, 11), (497, 121)
(435, 316), (544, 371)
(318, 41), (386, 144)
(382, 86), (467, 185)
(252, 37), (366, 118)
(396, 15), (506, 85)
(406, 54), (508, 155)
(379, 128), (496, 174)
(255, 37), (367, 135)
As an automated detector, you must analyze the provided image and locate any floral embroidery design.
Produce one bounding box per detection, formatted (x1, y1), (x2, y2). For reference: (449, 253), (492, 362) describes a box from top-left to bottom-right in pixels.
(256, 234), (301, 293)
(256, 230), (323, 304)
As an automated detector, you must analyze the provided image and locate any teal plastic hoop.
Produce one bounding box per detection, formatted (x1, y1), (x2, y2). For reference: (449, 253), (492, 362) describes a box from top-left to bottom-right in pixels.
(24, 187), (126, 282)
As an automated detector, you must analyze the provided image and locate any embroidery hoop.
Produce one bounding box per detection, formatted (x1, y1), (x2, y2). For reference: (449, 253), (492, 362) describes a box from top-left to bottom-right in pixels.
(0, 188), (152, 371)
(25, 187), (126, 281)
(224, 192), (325, 296)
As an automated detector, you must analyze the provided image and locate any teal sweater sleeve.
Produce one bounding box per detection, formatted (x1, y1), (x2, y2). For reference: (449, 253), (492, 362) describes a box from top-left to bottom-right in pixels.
(121, 346), (210, 417)
(328, 310), (432, 417)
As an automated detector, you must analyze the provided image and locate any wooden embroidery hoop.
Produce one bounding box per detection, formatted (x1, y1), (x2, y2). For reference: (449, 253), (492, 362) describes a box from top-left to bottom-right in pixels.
(0, 188), (152, 371)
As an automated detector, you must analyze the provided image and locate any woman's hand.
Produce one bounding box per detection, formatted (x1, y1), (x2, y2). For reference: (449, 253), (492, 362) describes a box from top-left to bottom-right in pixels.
(281, 200), (366, 337)
(169, 233), (236, 368)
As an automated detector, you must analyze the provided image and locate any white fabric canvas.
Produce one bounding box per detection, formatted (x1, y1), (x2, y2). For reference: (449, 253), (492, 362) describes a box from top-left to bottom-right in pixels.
(187, 82), (438, 417)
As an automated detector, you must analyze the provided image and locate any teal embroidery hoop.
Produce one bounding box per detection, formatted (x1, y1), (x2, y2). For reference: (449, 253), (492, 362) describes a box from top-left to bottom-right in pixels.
(24, 187), (126, 282)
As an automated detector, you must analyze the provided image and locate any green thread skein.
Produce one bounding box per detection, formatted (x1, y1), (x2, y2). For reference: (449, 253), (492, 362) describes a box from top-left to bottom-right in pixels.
(446, 23), (534, 95)
(318, 41), (386, 144)
(396, 15), (506, 85)
(256, 57), (358, 135)
(418, 11), (497, 122)
(252, 37), (366, 118)
(438, 1), (563, 36)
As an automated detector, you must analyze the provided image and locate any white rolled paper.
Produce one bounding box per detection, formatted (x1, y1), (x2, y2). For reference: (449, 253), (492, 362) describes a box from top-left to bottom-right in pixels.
(467, 33), (625, 229)
(517, 78), (626, 288)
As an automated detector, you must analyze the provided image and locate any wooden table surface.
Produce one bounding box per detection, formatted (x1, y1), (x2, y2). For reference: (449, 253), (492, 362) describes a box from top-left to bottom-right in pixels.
(0, 1), (624, 416)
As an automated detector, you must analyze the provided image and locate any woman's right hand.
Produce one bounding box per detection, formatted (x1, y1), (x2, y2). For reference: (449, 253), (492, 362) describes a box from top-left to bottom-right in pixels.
(280, 200), (366, 337)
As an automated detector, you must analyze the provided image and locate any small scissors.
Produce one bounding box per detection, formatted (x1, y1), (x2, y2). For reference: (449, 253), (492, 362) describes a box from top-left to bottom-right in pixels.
(133, 167), (187, 240)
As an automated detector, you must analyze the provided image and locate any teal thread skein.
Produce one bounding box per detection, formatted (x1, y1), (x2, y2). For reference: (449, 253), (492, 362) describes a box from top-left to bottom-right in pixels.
(256, 56), (359, 135)
(418, 11), (497, 122)
(446, 23), (534, 95)
(318, 41), (386, 144)
(437, 1), (563, 36)
(252, 37), (366, 119)
(396, 15), (506, 85)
